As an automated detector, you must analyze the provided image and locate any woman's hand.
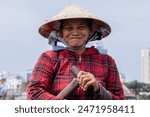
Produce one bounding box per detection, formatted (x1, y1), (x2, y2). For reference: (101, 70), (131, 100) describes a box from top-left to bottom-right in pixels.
(77, 71), (100, 92)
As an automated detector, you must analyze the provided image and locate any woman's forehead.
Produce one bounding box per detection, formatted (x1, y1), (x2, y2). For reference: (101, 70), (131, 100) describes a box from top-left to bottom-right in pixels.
(62, 18), (89, 25)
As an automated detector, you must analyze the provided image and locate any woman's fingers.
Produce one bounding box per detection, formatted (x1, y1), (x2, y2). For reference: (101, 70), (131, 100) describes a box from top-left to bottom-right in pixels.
(77, 71), (99, 91)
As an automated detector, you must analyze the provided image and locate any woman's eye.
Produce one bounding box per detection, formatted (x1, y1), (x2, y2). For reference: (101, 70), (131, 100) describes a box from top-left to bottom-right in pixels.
(79, 25), (87, 29)
(64, 26), (72, 30)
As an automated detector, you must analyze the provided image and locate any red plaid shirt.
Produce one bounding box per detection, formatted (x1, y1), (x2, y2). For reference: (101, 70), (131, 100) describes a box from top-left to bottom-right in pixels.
(27, 46), (125, 100)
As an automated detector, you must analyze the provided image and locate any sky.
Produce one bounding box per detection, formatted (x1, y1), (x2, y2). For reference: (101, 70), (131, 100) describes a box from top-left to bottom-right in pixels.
(0, 0), (150, 82)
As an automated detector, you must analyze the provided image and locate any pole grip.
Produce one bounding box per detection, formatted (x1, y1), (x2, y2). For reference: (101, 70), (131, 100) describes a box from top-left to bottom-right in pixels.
(56, 66), (80, 99)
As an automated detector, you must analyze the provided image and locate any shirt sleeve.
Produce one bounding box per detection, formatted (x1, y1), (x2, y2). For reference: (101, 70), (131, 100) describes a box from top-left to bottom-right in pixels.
(27, 52), (62, 100)
(95, 55), (125, 100)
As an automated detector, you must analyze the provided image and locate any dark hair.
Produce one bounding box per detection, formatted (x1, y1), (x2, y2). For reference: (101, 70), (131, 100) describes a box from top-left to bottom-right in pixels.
(87, 19), (92, 29)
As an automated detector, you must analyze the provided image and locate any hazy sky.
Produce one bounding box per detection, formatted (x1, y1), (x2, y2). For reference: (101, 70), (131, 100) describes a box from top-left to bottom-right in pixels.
(0, 0), (150, 82)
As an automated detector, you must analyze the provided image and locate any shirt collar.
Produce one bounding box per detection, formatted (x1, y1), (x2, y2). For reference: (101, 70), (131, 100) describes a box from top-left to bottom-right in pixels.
(53, 45), (100, 55)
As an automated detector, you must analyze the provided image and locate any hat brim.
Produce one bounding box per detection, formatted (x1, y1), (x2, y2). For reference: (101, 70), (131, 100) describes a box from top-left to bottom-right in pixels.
(39, 17), (111, 41)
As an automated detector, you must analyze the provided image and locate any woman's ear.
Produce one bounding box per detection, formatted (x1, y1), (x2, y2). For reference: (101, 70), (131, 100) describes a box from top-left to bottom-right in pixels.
(89, 30), (93, 36)
(88, 30), (94, 38)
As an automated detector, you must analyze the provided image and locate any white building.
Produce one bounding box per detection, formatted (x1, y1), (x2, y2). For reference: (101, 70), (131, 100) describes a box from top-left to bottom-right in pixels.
(141, 48), (150, 84)
(0, 72), (23, 90)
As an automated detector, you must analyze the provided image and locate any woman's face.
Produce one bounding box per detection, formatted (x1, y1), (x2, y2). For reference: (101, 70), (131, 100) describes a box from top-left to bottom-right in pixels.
(61, 19), (91, 49)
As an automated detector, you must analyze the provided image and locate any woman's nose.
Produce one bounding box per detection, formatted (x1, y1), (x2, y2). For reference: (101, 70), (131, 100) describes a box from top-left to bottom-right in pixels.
(72, 28), (79, 35)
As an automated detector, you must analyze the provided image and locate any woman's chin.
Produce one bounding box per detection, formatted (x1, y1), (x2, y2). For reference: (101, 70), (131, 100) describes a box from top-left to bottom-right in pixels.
(70, 45), (83, 50)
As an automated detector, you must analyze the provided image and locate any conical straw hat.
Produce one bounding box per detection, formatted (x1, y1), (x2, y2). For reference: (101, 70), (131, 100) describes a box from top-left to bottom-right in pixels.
(39, 4), (111, 41)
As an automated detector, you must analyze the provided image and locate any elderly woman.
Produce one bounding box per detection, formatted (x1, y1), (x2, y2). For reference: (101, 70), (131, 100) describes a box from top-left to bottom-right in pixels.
(27, 4), (125, 100)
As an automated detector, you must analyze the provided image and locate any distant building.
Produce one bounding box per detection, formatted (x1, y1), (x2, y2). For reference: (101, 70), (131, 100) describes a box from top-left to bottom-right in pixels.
(0, 72), (22, 90)
(26, 69), (32, 82)
(141, 48), (150, 84)
(0, 72), (24, 99)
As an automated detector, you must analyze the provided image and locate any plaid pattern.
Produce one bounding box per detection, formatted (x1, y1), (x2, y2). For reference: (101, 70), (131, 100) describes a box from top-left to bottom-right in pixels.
(27, 46), (125, 100)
